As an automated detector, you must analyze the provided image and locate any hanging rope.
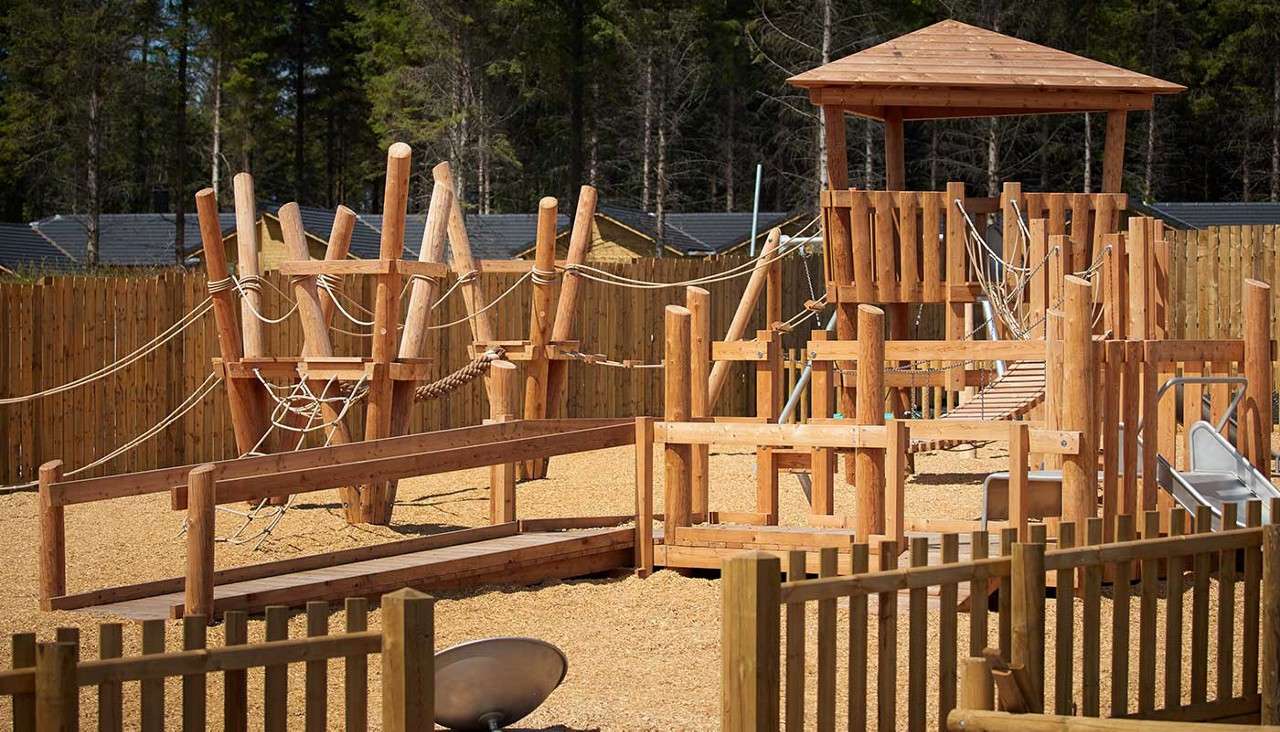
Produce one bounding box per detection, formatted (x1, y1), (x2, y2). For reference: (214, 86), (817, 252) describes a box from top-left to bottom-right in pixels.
(0, 298), (213, 405)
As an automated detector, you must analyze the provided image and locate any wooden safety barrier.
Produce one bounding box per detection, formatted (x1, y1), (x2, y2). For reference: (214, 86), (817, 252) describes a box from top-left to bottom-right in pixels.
(2, 589), (434, 731)
(721, 501), (1280, 731)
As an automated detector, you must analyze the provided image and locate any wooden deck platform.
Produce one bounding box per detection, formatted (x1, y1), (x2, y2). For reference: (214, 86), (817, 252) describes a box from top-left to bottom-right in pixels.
(64, 524), (634, 621)
(912, 360), (1046, 452)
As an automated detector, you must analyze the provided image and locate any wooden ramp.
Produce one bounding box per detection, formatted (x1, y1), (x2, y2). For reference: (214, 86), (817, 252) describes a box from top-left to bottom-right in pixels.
(912, 360), (1046, 452)
(63, 524), (633, 621)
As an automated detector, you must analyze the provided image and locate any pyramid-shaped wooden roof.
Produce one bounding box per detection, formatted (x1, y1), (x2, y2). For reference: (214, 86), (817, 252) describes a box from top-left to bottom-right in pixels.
(789, 20), (1184, 121)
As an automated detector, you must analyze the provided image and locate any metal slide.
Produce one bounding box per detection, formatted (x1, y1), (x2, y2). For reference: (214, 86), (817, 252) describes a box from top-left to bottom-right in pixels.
(980, 375), (1280, 530)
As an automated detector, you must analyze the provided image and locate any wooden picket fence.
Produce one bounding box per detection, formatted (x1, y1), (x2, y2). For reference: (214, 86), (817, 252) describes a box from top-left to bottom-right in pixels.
(1, 589), (434, 731)
(0, 256), (823, 484)
(721, 501), (1280, 731)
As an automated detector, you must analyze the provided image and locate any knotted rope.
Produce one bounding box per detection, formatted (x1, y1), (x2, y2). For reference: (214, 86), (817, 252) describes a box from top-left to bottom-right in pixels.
(414, 348), (507, 401)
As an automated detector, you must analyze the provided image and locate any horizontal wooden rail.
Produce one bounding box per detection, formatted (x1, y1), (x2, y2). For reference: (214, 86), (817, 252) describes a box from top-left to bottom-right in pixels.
(781, 555), (1011, 603)
(1042, 525), (1262, 571)
(656, 420), (1080, 455)
(946, 708), (1271, 730)
(173, 421), (635, 509)
(808, 339), (1047, 362)
(53, 418), (628, 507)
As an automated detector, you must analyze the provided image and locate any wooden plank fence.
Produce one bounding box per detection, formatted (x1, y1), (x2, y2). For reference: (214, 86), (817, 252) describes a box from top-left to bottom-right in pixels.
(0, 256), (825, 484)
(722, 500), (1280, 731)
(1, 588), (434, 731)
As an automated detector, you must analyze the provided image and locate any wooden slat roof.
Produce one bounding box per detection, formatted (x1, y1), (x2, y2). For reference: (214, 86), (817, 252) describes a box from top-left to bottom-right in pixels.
(789, 20), (1183, 115)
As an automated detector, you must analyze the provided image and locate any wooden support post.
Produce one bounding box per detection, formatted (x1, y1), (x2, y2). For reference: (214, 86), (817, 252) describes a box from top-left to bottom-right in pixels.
(545, 185), (599, 421)
(810, 331), (836, 516)
(664, 306), (693, 538)
(708, 228), (781, 411)
(1263, 524), (1280, 724)
(883, 107), (905, 190)
(1061, 276), (1097, 527)
(822, 105), (858, 429)
(1102, 111), (1127, 194)
(436, 162), (499, 407)
(756, 447), (779, 526)
(687, 286), (712, 516)
(38, 460), (64, 610)
(635, 417), (655, 577)
(1044, 311), (1063, 470)
(755, 330), (781, 421)
(278, 202), (359, 517)
(944, 182), (968, 410)
(1244, 279), (1273, 478)
(391, 164), (453, 438)
(885, 419), (907, 550)
(35, 641), (77, 730)
(521, 197), (560, 480)
(958, 657), (994, 712)
(1028, 219), (1047, 338)
(381, 588), (434, 732)
(185, 464), (216, 623)
(1011, 542), (1046, 708)
(232, 173), (266, 358)
(316, 207), (357, 327)
(721, 551), (781, 732)
(195, 188), (271, 460)
(1009, 422), (1030, 541)
(487, 362), (518, 525)
(362, 143), (412, 524)
(855, 305), (886, 538)
(1127, 218), (1150, 339)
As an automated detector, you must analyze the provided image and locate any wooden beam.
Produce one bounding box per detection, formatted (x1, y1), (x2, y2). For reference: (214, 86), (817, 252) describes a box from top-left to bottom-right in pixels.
(856, 305), (886, 539)
(721, 552), (781, 731)
(709, 229), (781, 410)
(1102, 111), (1128, 193)
(521, 196), (560, 479)
(884, 107), (906, 190)
(811, 86), (1155, 113)
(1061, 277), (1097, 527)
(316, 207), (356, 327)
(687, 286), (711, 516)
(184, 465), (216, 623)
(545, 185), (598, 424)
(1244, 280), (1273, 478)
(664, 306), (693, 538)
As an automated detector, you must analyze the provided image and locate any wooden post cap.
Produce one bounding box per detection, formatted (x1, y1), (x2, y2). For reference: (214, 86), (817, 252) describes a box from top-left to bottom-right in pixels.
(432, 160), (452, 182)
(387, 142), (412, 159)
(38, 460), (63, 480)
(539, 196), (558, 211)
(666, 305), (691, 317)
(857, 303), (885, 317)
(382, 587), (433, 602)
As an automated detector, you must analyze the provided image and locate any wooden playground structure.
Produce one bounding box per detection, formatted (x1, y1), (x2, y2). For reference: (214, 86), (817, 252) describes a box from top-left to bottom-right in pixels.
(12, 17), (1280, 732)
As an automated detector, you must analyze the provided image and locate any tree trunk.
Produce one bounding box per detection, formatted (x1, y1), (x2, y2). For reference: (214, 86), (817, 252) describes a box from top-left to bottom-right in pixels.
(641, 50), (653, 212)
(816, 0), (832, 193)
(211, 57), (222, 198)
(292, 0), (307, 203)
(1144, 106), (1155, 201)
(986, 117), (998, 197)
(589, 80), (599, 189)
(863, 119), (873, 188)
(656, 94), (667, 258)
(568, 0), (586, 199)
(1272, 59), (1279, 202)
(929, 125), (939, 191)
(725, 87), (735, 211)
(173, 0), (189, 265)
(87, 85), (102, 267)
(132, 13), (151, 211)
(1083, 112), (1092, 194)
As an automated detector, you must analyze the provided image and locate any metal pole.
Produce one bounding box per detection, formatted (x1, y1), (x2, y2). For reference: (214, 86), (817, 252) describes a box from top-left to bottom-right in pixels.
(749, 163), (763, 257)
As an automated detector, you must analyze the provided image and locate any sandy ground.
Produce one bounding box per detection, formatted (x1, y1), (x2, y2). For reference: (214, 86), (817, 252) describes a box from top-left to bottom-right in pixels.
(0, 442), (1256, 729)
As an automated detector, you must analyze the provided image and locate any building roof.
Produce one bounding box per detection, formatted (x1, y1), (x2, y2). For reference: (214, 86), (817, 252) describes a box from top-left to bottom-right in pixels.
(665, 211), (801, 255)
(32, 212), (237, 266)
(0, 223), (76, 273)
(1135, 202), (1280, 230)
(789, 20), (1184, 120)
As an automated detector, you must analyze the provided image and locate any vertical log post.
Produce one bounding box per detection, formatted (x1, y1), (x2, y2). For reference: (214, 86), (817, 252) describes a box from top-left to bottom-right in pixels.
(635, 416), (655, 577)
(687, 286), (712, 518)
(1244, 279), (1273, 478)
(885, 419), (907, 550)
(196, 187), (270, 459)
(279, 203), (358, 517)
(664, 306), (693, 538)
(185, 464), (216, 623)
(391, 165), (453, 438)
(708, 228), (781, 411)
(35, 641), (77, 730)
(1062, 276), (1097, 527)
(37, 460), (64, 610)
(362, 143), (412, 524)
(232, 173), (266, 358)
(381, 588), (434, 732)
(1263, 524), (1280, 724)
(1043, 310), (1064, 471)
(944, 182), (968, 411)
(545, 186), (599, 420)
(821, 105), (858, 427)
(487, 361), (518, 525)
(856, 305), (886, 539)
(721, 551), (781, 732)
(957, 657), (994, 711)
(1102, 111), (1128, 194)
(809, 331), (836, 516)
(1011, 542), (1046, 707)
(521, 196), (560, 479)
(437, 162), (499, 407)
(316, 207), (357, 327)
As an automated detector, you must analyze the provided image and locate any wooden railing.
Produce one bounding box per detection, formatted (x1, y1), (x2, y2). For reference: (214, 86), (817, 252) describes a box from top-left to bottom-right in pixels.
(721, 503), (1280, 731)
(2, 589), (433, 731)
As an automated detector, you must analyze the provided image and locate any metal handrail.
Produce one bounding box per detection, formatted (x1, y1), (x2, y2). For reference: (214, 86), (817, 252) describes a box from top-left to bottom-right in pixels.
(1136, 375), (1247, 439)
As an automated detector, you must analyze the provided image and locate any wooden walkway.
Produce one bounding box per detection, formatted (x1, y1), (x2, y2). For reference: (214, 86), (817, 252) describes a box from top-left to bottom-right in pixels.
(913, 360), (1046, 452)
(74, 526), (634, 620)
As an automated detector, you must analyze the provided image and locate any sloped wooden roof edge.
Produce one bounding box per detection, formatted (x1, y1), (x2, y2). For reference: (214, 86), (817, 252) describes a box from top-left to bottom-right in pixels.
(788, 20), (1185, 96)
